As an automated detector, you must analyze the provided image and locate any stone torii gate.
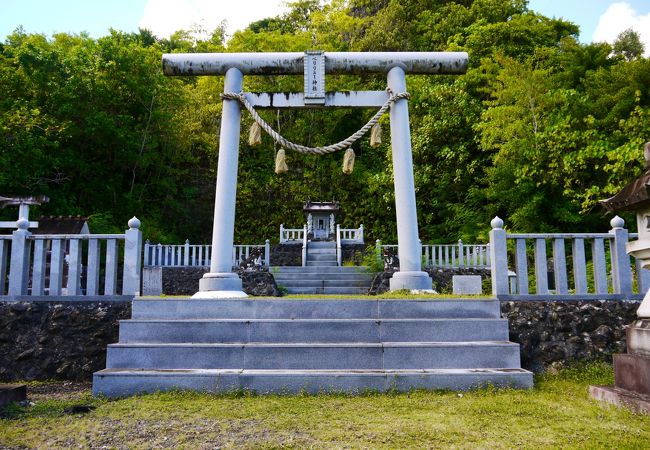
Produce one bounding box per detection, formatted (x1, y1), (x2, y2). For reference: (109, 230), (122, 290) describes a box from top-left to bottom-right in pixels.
(162, 51), (468, 298)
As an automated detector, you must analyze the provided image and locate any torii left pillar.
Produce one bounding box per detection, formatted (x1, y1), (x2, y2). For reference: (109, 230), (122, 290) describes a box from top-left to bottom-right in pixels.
(163, 51), (468, 298)
(197, 67), (247, 297)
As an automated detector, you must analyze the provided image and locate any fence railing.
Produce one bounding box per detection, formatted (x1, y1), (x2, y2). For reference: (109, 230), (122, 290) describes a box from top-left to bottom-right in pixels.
(489, 216), (648, 301)
(302, 225), (308, 267)
(279, 224), (305, 243)
(375, 239), (490, 269)
(0, 217), (142, 299)
(144, 240), (271, 269)
(339, 225), (364, 244)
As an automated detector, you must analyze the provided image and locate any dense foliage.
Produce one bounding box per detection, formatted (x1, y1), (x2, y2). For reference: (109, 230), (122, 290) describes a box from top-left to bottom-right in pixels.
(1, 0), (648, 243)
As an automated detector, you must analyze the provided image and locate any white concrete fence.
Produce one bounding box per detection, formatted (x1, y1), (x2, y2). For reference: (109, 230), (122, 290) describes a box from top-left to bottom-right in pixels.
(144, 240), (271, 269)
(376, 240), (491, 269)
(489, 216), (648, 301)
(0, 217), (142, 299)
(280, 223), (364, 244)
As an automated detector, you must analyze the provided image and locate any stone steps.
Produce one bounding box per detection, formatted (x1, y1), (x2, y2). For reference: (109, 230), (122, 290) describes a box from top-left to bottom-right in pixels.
(273, 273), (374, 282)
(307, 242), (336, 249)
(93, 297), (532, 397)
(282, 287), (371, 295)
(272, 266), (371, 273)
(306, 261), (338, 267)
(273, 280), (372, 288)
(276, 240), (373, 294)
(307, 248), (338, 255)
(307, 253), (337, 261)
(105, 341), (522, 370)
(118, 318), (510, 343)
(94, 368), (534, 396)
(130, 298), (502, 320)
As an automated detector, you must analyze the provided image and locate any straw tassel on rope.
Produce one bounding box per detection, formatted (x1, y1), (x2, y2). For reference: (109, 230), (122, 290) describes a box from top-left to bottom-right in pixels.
(342, 148), (355, 174)
(248, 121), (262, 146)
(275, 149), (288, 174)
(370, 122), (382, 147)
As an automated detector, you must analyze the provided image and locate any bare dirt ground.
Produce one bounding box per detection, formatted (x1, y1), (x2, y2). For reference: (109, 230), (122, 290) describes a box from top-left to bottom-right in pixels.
(26, 381), (91, 402)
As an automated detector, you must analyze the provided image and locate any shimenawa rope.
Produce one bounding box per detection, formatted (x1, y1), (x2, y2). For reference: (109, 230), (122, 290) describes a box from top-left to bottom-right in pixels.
(220, 90), (409, 155)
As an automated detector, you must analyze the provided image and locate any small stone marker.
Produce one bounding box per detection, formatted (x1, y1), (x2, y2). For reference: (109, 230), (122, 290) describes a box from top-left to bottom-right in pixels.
(452, 275), (482, 295)
(0, 384), (27, 407)
(142, 267), (163, 296)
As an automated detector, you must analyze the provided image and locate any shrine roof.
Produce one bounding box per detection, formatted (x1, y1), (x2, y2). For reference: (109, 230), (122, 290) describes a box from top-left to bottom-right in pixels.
(303, 201), (340, 213)
(600, 171), (650, 213)
(33, 215), (90, 235)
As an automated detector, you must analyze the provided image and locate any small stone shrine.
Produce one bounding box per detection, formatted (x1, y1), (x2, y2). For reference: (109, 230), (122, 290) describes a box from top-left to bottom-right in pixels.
(305, 200), (339, 240)
(591, 141), (650, 414)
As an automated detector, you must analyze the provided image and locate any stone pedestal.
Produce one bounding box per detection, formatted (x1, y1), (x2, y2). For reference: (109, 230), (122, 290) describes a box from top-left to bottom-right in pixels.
(590, 320), (650, 414)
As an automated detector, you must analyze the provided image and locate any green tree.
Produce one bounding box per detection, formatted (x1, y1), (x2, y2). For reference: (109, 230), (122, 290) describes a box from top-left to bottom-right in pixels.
(613, 28), (645, 61)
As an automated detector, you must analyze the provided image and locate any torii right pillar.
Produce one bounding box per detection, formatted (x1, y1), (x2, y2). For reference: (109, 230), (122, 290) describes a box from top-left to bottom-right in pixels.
(387, 65), (431, 291)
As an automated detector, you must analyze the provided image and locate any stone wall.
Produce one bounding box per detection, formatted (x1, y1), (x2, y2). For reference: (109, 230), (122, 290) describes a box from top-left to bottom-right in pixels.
(0, 301), (131, 381)
(342, 244), (367, 265)
(162, 267), (280, 296)
(0, 299), (640, 381)
(503, 300), (639, 372)
(270, 244), (302, 266)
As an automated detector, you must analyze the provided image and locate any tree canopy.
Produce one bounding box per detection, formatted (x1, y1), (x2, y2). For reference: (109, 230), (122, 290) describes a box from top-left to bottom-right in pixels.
(1, 0), (647, 243)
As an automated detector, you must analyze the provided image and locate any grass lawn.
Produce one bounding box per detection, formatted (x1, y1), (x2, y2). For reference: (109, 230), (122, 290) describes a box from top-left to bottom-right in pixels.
(1, 363), (648, 449)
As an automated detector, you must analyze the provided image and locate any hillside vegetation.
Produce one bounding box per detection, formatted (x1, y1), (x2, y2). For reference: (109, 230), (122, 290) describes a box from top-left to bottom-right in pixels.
(2, 0), (648, 243)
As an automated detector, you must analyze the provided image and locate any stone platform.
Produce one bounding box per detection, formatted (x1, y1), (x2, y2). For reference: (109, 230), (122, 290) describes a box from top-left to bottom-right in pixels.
(0, 384), (27, 407)
(93, 297), (533, 397)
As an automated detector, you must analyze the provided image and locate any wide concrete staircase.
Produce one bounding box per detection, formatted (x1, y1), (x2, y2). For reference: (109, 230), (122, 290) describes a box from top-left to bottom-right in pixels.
(273, 241), (373, 295)
(93, 297), (533, 397)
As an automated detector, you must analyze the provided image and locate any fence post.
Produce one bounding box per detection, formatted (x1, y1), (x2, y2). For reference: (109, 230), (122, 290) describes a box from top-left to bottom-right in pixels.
(280, 224), (285, 243)
(302, 224), (308, 267)
(610, 215), (633, 298)
(122, 217), (143, 296)
(336, 224), (342, 266)
(8, 219), (31, 296)
(184, 239), (190, 266)
(265, 239), (271, 267)
(143, 240), (150, 266)
(0, 240), (8, 295)
(376, 239), (382, 267)
(66, 238), (82, 295)
(489, 216), (509, 297)
(359, 224), (364, 243)
(458, 239), (464, 267)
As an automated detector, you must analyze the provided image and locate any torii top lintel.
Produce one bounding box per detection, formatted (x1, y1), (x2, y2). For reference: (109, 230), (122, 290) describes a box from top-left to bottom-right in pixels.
(162, 52), (468, 76)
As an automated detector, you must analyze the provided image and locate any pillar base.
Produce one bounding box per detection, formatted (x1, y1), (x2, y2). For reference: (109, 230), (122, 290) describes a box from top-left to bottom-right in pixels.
(192, 273), (247, 299)
(389, 271), (432, 291)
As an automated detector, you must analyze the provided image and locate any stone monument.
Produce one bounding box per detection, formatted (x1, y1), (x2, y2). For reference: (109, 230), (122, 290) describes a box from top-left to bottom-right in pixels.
(591, 142), (650, 413)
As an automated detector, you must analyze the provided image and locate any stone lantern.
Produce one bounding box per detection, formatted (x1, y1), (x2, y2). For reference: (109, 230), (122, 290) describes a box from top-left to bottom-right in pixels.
(592, 141), (650, 413)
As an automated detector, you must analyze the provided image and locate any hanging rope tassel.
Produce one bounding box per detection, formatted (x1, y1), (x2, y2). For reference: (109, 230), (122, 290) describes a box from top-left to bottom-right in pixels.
(342, 148), (355, 174)
(248, 121), (262, 146)
(275, 149), (289, 174)
(370, 122), (382, 147)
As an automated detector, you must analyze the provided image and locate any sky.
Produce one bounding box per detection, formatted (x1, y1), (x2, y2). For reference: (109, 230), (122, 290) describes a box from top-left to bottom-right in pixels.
(0, 0), (649, 54)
